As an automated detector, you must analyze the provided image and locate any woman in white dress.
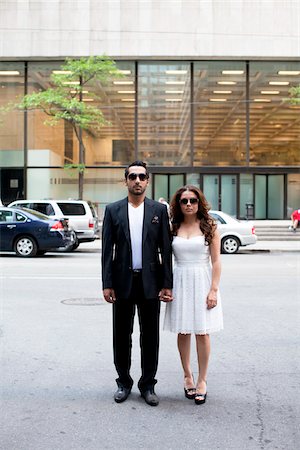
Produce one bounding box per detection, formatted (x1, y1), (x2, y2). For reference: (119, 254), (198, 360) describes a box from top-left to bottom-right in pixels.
(164, 185), (223, 404)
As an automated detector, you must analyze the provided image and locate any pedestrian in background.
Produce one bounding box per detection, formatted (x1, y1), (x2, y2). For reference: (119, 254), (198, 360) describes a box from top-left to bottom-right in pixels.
(290, 209), (300, 232)
(164, 185), (223, 405)
(102, 160), (173, 406)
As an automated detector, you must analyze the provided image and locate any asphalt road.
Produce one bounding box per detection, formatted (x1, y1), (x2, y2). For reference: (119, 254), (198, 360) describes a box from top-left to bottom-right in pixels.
(0, 244), (299, 450)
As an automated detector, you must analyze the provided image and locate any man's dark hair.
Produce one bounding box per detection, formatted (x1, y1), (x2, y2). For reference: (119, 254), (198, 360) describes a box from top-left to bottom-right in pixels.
(124, 160), (149, 179)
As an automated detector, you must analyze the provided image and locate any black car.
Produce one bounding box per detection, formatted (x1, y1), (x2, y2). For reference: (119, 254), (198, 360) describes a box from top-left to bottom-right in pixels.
(0, 207), (74, 257)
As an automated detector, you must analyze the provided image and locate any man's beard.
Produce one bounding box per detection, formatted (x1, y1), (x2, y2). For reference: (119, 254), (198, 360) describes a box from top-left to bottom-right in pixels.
(128, 186), (146, 196)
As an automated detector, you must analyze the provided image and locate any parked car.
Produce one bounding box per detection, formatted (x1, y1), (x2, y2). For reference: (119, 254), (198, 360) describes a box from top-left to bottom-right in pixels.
(209, 210), (257, 254)
(8, 199), (99, 250)
(0, 207), (74, 257)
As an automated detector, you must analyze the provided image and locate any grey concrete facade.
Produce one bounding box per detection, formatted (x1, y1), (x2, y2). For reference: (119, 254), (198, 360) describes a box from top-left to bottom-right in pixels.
(0, 0), (299, 59)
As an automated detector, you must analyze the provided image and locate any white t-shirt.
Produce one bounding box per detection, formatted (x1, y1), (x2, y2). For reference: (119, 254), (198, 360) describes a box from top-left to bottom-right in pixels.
(128, 202), (144, 270)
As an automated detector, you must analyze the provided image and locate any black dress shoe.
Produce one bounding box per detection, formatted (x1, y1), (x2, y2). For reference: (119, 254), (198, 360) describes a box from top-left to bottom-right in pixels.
(114, 386), (131, 403)
(141, 388), (159, 406)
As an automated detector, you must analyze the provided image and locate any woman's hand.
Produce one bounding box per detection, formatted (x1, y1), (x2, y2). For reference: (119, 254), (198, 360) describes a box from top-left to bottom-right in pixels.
(206, 289), (218, 309)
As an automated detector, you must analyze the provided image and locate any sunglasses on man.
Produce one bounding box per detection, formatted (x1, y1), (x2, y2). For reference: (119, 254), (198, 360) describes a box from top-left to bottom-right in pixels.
(127, 173), (148, 181)
(180, 198), (199, 205)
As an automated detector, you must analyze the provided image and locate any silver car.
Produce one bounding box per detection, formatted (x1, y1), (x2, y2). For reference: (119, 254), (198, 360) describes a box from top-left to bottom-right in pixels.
(210, 210), (257, 254)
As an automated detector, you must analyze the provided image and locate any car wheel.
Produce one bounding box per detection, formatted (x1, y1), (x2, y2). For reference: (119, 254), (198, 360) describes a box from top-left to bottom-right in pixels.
(71, 241), (80, 251)
(221, 236), (240, 254)
(14, 235), (38, 257)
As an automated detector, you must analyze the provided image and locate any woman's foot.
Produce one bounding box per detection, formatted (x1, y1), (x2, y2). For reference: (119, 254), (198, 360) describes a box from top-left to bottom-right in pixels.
(195, 380), (207, 405)
(184, 375), (196, 399)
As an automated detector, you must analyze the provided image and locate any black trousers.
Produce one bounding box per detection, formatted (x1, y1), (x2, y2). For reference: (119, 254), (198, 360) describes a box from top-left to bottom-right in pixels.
(112, 273), (160, 393)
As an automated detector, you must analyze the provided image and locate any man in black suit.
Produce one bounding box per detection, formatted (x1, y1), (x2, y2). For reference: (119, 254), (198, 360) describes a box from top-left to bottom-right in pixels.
(102, 161), (173, 406)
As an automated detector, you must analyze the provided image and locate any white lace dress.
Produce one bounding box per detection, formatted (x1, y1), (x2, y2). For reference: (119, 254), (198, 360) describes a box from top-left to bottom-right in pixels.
(164, 235), (223, 335)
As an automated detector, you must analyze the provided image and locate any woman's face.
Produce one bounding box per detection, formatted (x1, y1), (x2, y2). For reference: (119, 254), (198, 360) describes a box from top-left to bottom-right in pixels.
(179, 190), (199, 216)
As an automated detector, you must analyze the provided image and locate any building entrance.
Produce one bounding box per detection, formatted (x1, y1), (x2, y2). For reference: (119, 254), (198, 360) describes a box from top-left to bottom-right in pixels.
(0, 169), (24, 205)
(152, 173), (185, 202)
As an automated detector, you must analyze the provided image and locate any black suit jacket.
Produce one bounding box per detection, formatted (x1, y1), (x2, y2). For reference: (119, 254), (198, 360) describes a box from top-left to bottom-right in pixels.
(102, 197), (172, 299)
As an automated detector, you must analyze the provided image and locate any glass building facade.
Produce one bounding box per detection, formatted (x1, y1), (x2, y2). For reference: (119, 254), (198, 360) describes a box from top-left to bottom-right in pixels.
(0, 59), (299, 219)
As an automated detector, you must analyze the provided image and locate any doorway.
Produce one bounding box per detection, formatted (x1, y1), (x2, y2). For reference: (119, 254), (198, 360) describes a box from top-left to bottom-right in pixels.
(152, 173), (185, 202)
(255, 174), (284, 219)
(0, 169), (24, 205)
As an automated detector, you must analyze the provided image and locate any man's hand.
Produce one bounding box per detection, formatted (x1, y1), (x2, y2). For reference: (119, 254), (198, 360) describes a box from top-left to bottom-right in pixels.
(159, 288), (173, 303)
(103, 288), (116, 303)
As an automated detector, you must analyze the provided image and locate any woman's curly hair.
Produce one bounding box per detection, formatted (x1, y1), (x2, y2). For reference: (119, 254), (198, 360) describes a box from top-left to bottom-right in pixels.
(170, 185), (216, 246)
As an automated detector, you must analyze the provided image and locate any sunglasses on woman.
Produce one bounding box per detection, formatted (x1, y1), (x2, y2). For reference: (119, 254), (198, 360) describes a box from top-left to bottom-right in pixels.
(127, 173), (148, 181)
(180, 198), (199, 205)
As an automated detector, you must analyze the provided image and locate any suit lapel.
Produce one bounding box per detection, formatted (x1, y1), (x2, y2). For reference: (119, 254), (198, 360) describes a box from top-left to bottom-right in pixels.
(143, 198), (154, 244)
(118, 198), (131, 244)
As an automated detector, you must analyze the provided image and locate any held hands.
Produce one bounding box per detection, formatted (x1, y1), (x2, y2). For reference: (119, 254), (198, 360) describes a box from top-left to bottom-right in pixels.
(206, 289), (218, 309)
(103, 288), (116, 303)
(159, 288), (173, 303)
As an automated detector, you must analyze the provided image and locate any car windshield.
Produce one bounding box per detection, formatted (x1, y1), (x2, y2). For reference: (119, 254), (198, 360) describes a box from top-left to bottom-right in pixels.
(57, 203), (85, 215)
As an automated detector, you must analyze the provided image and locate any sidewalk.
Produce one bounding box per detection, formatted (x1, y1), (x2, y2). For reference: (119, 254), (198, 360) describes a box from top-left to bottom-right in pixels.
(239, 239), (300, 253)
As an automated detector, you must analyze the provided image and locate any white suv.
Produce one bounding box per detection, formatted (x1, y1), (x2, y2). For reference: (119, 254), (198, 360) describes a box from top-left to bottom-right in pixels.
(8, 199), (98, 250)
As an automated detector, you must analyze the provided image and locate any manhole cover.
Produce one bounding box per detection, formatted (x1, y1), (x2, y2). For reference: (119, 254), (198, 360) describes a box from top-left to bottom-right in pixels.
(61, 297), (106, 306)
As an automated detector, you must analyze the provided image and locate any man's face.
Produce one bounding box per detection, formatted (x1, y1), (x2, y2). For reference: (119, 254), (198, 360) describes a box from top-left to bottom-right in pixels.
(125, 166), (149, 196)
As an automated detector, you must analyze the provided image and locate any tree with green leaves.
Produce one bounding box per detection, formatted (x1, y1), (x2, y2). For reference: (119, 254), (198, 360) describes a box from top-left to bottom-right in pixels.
(289, 85), (300, 104)
(13, 56), (121, 199)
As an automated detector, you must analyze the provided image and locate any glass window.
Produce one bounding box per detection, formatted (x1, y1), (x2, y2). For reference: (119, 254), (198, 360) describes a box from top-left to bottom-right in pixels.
(16, 212), (26, 222)
(0, 210), (13, 222)
(0, 62), (25, 166)
(27, 62), (73, 167)
(221, 175), (237, 217)
(138, 62), (191, 166)
(186, 173), (201, 187)
(249, 62), (300, 166)
(57, 203), (85, 215)
(27, 168), (79, 200)
(268, 175), (284, 219)
(255, 175), (267, 219)
(31, 203), (55, 215)
(203, 175), (219, 210)
(83, 62), (136, 166)
(239, 174), (254, 219)
(27, 61), (135, 167)
(82, 168), (127, 220)
(194, 62), (246, 166)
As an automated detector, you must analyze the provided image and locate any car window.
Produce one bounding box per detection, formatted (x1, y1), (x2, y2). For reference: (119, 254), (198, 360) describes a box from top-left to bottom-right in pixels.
(31, 202), (55, 215)
(13, 202), (31, 209)
(88, 202), (97, 218)
(0, 210), (14, 222)
(16, 212), (27, 222)
(57, 203), (86, 215)
(210, 213), (226, 224)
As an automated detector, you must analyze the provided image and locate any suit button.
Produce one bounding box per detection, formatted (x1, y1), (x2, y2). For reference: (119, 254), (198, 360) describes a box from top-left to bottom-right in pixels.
(129, 266), (132, 270)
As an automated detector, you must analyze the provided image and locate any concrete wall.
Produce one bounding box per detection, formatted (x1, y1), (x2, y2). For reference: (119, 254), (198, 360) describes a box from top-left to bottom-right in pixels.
(0, 0), (299, 59)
